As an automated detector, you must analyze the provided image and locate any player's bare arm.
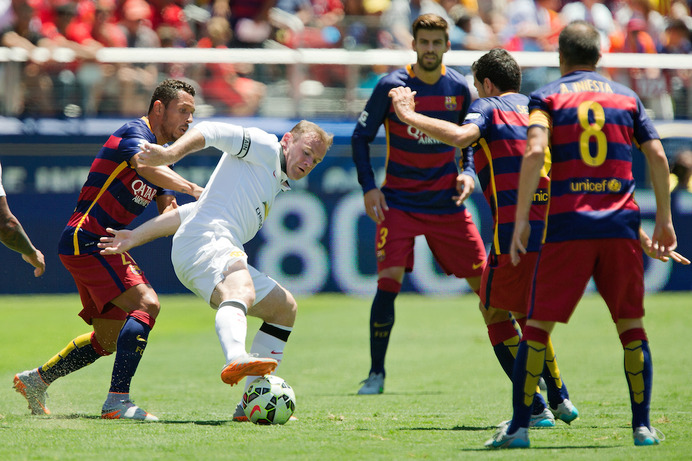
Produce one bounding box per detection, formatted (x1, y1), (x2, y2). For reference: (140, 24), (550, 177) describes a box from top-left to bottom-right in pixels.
(0, 196), (45, 277)
(640, 139), (678, 259)
(510, 125), (548, 266)
(363, 188), (388, 224)
(98, 203), (188, 255)
(137, 127), (207, 167)
(388, 86), (481, 149)
(134, 164), (203, 199)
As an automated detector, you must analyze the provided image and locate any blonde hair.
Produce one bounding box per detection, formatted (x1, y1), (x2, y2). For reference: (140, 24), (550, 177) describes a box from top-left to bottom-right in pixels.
(290, 120), (334, 150)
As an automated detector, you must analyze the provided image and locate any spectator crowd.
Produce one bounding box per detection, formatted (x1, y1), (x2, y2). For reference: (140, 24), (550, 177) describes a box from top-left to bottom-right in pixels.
(1, 0), (691, 119)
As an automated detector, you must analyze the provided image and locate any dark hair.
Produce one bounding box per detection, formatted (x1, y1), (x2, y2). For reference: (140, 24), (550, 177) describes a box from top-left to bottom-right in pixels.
(412, 13), (449, 43)
(559, 20), (601, 68)
(471, 48), (521, 92)
(148, 79), (196, 113)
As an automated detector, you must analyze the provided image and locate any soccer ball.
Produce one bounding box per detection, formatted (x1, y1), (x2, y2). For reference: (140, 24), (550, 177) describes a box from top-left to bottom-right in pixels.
(242, 375), (296, 425)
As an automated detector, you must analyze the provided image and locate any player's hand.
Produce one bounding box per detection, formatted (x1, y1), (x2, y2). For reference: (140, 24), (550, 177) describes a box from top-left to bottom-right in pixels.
(98, 228), (134, 255)
(135, 141), (171, 167)
(509, 219), (530, 266)
(640, 227), (689, 264)
(364, 188), (388, 224)
(650, 221), (678, 261)
(22, 250), (45, 277)
(453, 173), (475, 206)
(388, 87), (417, 123)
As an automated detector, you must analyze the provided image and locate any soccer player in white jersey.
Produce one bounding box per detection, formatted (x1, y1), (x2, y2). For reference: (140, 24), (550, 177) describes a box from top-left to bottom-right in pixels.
(98, 120), (333, 421)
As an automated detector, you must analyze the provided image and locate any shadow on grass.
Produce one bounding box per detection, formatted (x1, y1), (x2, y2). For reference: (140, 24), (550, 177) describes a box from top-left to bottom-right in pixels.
(403, 425), (496, 431)
(56, 414), (232, 425)
(461, 445), (619, 451)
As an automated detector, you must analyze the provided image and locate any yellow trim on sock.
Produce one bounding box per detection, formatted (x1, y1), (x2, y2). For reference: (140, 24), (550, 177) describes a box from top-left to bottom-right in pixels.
(41, 332), (92, 371)
(524, 340), (546, 407)
(544, 337), (564, 390)
(624, 340), (645, 404)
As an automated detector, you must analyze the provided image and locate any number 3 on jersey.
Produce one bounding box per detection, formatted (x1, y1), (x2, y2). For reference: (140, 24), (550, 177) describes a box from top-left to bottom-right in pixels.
(377, 227), (388, 250)
(577, 100), (607, 167)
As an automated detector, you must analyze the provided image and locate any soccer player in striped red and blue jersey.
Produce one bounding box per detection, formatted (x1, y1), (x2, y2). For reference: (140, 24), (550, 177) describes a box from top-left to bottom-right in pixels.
(352, 14), (486, 395)
(13, 79), (203, 421)
(487, 21), (679, 449)
(389, 48), (577, 427)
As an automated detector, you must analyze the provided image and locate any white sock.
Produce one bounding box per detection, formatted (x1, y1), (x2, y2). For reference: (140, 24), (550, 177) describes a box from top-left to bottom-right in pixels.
(243, 323), (293, 393)
(215, 300), (248, 363)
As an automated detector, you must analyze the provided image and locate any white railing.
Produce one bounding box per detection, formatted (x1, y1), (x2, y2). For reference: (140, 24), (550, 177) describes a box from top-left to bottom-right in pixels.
(1, 47), (691, 119)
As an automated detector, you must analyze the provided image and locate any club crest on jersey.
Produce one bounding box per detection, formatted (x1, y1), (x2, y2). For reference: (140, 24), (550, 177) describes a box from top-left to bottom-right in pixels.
(444, 96), (458, 111)
(129, 264), (143, 276)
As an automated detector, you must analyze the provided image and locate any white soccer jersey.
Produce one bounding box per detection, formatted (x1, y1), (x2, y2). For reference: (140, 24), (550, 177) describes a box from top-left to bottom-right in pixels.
(170, 122), (290, 303)
(176, 121), (290, 247)
(0, 160), (6, 197)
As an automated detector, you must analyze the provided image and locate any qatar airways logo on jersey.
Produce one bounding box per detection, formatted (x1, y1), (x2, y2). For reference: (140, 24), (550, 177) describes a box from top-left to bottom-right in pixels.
(131, 179), (157, 206)
(406, 126), (443, 145)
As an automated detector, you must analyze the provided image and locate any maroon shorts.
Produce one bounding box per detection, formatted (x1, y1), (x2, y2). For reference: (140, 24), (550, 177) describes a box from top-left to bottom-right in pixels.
(480, 252), (538, 314)
(60, 252), (150, 325)
(375, 207), (486, 278)
(529, 239), (644, 323)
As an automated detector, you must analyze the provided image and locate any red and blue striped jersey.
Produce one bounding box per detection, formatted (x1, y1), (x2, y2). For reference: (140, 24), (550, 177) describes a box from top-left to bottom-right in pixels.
(59, 117), (169, 255)
(352, 64), (473, 215)
(528, 70), (659, 242)
(463, 93), (549, 254)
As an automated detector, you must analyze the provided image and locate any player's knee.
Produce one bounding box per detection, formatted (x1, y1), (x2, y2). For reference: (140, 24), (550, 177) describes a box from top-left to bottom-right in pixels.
(268, 295), (297, 326)
(138, 297), (161, 319)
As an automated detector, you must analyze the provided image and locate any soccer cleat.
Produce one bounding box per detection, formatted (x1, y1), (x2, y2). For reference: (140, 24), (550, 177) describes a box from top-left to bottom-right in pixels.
(357, 372), (384, 395)
(220, 354), (278, 386)
(550, 398), (579, 424)
(485, 422), (530, 449)
(232, 402), (248, 422)
(530, 407), (555, 428)
(101, 399), (158, 421)
(633, 426), (664, 446)
(13, 369), (50, 415)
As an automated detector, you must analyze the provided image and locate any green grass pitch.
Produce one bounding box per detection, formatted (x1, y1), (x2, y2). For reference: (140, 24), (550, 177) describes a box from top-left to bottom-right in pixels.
(1, 292), (691, 460)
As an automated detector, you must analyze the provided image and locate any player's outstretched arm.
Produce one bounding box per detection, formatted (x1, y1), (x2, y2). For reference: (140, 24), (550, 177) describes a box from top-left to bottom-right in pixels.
(388, 86), (481, 149)
(135, 164), (204, 199)
(98, 202), (191, 255)
(136, 127), (206, 167)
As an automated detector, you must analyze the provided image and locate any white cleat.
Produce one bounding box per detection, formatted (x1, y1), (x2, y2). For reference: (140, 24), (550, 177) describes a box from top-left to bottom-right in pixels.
(13, 369), (50, 415)
(101, 399), (158, 421)
(357, 372), (384, 395)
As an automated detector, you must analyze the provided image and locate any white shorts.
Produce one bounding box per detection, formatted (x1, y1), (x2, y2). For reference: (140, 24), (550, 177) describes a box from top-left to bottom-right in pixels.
(171, 232), (277, 306)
